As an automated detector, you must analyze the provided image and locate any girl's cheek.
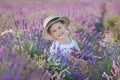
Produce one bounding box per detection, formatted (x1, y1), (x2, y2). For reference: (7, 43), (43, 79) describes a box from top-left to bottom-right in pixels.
(53, 33), (56, 37)
(53, 32), (56, 35)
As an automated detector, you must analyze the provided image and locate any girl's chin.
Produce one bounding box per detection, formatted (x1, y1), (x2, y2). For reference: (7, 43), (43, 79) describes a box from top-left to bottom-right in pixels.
(57, 36), (67, 40)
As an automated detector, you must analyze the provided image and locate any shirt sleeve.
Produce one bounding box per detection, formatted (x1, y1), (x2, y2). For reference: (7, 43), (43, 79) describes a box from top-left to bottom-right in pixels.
(49, 42), (60, 62)
(73, 40), (80, 51)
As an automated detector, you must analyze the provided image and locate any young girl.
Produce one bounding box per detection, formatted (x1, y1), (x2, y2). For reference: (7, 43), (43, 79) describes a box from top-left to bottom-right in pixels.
(42, 14), (80, 63)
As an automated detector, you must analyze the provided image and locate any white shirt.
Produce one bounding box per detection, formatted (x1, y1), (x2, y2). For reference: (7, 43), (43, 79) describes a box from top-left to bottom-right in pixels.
(49, 39), (80, 62)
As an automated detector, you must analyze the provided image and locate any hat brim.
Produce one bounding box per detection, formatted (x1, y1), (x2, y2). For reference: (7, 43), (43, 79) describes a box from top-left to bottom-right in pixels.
(42, 16), (70, 40)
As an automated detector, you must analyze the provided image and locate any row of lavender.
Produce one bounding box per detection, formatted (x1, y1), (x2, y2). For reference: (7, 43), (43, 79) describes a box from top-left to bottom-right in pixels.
(0, 0), (120, 80)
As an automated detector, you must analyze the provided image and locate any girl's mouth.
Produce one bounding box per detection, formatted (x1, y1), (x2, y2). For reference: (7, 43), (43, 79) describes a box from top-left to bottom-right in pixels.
(58, 32), (64, 37)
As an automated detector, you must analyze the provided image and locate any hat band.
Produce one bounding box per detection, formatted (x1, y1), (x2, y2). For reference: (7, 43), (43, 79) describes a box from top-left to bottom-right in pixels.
(46, 17), (60, 28)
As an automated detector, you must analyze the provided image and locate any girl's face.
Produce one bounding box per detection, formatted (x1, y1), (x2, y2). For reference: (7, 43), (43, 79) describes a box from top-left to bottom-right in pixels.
(49, 21), (68, 40)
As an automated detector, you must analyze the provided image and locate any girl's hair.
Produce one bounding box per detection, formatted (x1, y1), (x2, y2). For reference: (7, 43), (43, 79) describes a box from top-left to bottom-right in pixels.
(47, 20), (64, 34)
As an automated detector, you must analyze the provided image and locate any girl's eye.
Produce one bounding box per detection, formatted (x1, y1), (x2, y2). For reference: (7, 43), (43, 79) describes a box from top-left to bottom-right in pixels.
(58, 26), (61, 29)
(52, 30), (56, 33)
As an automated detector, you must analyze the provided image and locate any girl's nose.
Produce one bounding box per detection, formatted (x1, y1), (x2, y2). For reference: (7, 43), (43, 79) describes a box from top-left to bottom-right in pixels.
(57, 29), (61, 33)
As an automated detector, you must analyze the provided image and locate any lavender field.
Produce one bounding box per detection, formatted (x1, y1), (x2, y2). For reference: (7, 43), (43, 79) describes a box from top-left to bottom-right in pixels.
(0, 0), (120, 80)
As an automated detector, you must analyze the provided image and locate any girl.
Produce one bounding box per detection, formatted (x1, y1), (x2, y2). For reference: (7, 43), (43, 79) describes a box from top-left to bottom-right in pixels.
(42, 14), (80, 63)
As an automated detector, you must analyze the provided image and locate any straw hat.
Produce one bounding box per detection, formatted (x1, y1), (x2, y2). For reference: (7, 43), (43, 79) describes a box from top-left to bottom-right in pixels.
(42, 14), (70, 40)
